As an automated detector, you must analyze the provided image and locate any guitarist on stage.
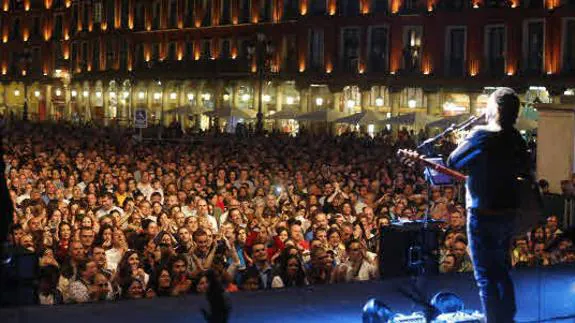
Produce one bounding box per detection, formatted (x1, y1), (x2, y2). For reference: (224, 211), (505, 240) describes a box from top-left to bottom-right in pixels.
(446, 87), (530, 323)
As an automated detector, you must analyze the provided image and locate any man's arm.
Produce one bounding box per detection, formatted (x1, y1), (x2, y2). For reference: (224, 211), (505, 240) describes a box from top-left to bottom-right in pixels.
(446, 130), (485, 171)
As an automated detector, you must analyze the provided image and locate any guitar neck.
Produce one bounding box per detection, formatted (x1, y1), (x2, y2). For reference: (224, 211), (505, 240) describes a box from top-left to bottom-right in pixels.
(419, 158), (467, 182)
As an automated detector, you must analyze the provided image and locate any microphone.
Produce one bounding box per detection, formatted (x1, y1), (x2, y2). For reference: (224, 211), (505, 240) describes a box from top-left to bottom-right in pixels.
(451, 113), (485, 134)
(418, 113), (485, 150)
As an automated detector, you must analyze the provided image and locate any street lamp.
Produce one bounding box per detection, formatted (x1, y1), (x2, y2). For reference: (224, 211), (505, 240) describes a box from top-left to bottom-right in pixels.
(247, 33), (275, 134)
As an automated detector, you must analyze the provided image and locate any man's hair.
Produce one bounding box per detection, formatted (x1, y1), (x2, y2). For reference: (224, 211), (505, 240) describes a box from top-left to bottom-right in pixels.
(192, 228), (207, 241)
(169, 254), (188, 268)
(76, 259), (92, 276)
(491, 87), (520, 129)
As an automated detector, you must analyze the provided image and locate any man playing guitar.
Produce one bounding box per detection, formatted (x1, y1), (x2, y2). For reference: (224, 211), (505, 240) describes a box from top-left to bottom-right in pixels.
(446, 88), (529, 323)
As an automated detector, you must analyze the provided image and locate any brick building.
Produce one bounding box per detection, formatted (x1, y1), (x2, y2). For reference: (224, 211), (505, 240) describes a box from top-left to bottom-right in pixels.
(0, 0), (574, 131)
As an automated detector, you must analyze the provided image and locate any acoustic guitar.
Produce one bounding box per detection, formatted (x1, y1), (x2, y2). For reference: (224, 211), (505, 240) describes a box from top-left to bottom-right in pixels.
(397, 149), (544, 235)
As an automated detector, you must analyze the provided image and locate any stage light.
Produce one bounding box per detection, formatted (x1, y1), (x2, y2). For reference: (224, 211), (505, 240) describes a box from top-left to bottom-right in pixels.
(362, 298), (394, 323)
(430, 291), (464, 315)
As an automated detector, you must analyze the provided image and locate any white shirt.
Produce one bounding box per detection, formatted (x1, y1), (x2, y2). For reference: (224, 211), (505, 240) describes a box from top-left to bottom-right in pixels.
(96, 206), (124, 219)
(342, 259), (378, 282)
(105, 248), (123, 272)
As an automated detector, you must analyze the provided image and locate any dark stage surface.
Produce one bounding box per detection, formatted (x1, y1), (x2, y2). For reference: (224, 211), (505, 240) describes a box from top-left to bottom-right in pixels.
(2, 265), (575, 323)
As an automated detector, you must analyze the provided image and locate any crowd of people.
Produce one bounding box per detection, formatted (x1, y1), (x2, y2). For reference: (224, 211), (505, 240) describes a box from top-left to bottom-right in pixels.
(1, 121), (572, 306)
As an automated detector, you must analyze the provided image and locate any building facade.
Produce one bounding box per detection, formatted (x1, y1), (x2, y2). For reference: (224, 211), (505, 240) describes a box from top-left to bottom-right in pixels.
(1, 0), (575, 130)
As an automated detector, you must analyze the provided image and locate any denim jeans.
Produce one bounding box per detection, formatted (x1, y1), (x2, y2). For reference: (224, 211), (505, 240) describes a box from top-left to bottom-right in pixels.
(467, 209), (517, 323)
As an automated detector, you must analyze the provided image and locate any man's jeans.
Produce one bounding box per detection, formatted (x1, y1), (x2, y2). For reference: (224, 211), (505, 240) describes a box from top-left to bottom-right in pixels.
(467, 209), (517, 323)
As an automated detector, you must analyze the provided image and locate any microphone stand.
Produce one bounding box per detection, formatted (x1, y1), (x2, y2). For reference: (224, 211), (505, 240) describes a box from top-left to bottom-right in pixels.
(398, 114), (483, 316)
(417, 114), (484, 155)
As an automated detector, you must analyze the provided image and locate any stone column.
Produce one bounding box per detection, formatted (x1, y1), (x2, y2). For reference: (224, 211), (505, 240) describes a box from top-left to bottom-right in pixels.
(103, 89), (110, 126)
(536, 103), (575, 193)
(162, 85), (169, 127)
(62, 82), (70, 120)
(389, 88), (401, 116)
(425, 90), (440, 116)
(275, 83), (283, 112)
(45, 84), (53, 120)
(215, 81), (224, 111)
(361, 90), (371, 112)
(332, 91), (342, 112)
(147, 84), (154, 122)
(299, 87), (310, 113)
(469, 92), (480, 115)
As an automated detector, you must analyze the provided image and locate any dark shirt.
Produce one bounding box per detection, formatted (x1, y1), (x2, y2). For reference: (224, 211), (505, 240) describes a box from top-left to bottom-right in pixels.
(447, 125), (529, 210)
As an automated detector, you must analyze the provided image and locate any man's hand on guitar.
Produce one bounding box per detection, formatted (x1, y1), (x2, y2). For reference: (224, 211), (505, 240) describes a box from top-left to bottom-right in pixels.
(397, 149), (423, 168)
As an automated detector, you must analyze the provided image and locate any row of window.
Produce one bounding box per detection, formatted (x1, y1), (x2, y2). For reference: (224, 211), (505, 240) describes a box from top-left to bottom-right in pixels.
(51, 18), (575, 76)
(4, 0), (575, 41)
(324, 20), (575, 75)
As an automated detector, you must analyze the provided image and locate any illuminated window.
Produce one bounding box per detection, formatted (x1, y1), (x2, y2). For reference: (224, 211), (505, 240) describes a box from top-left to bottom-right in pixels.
(201, 0), (212, 27)
(202, 39), (211, 59)
(106, 0), (115, 28)
(368, 26), (389, 73)
(121, 0), (130, 28)
(341, 27), (361, 73)
(54, 15), (63, 40)
(169, 0), (178, 28)
(220, 39), (231, 59)
(152, 0), (161, 29)
(309, 29), (325, 70)
(563, 18), (575, 73)
(168, 42), (177, 60)
(485, 25), (506, 76)
(523, 20), (544, 75)
(339, 0), (360, 16)
(221, 0), (231, 25)
(446, 26), (466, 76)
(372, 0), (389, 13)
(134, 2), (145, 30)
(240, 0), (250, 24)
(283, 0), (299, 20)
(310, 0), (327, 15)
(402, 26), (422, 72)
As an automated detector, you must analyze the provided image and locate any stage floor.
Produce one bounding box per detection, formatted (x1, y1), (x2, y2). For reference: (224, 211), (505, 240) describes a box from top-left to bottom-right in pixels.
(2, 265), (575, 323)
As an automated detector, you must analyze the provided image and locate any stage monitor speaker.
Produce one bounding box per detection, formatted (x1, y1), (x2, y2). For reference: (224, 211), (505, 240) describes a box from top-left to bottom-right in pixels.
(378, 224), (440, 279)
(0, 246), (39, 306)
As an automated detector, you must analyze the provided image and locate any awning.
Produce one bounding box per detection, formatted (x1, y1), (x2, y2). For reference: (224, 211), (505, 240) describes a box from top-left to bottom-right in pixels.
(296, 109), (346, 122)
(334, 110), (387, 125)
(204, 107), (257, 119)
